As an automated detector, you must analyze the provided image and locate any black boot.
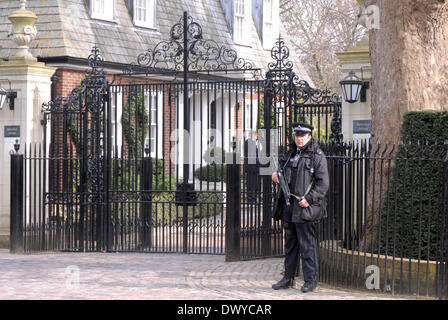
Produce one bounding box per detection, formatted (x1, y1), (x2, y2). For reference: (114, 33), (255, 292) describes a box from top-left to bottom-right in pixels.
(272, 277), (295, 290)
(300, 282), (317, 293)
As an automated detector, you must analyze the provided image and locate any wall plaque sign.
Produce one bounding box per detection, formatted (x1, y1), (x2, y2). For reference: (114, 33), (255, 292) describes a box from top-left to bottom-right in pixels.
(353, 120), (371, 134)
(4, 126), (20, 138)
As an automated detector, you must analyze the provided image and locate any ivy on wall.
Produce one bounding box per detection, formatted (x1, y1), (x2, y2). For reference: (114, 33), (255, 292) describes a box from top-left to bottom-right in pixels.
(121, 91), (149, 158)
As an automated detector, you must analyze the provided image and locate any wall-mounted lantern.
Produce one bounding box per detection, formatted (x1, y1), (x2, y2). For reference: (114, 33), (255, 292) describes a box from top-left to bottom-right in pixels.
(340, 71), (369, 104)
(0, 80), (18, 110)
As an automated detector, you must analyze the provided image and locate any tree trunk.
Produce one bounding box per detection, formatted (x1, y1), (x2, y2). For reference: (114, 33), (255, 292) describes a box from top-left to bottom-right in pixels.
(360, 0), (448, 251)
(367, 0), (448, 141)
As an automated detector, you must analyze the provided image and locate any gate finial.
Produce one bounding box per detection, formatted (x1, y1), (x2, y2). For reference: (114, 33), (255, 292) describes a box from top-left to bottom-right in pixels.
(86, 45), (105, 76)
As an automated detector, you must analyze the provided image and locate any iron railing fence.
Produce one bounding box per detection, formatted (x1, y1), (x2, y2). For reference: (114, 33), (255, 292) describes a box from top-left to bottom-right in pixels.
(272, 101), (342, 148)
(107, 150), (227, 254)
(227, 139), (448, 299)
(318, 139), (448, 299)
(16, 143), (102, 252)
(15, 144), (229, 254)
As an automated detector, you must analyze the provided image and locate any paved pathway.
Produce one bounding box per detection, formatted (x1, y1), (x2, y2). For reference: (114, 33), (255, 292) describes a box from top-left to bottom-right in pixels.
(0, 249), (416, 300)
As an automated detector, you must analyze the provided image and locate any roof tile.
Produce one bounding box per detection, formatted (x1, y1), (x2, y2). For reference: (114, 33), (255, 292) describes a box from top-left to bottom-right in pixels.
(0, 0), (311, 84)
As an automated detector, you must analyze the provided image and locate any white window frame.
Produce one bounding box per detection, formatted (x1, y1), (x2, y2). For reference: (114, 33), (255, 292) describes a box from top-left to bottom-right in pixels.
(244, 100), (258, 132)
(134, 0), (156, 29)
(276, 102), (284, 128)
(110, 89), (123, 154)
(90, 0), (115, 21)
(144, 90), (163, 159)
(263, 0), (274, 49)
(234, 0), (251, 44)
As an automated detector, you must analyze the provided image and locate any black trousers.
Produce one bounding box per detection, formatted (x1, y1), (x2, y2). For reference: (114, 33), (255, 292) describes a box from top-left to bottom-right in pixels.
(284, 221), (319, 284)
(245, 165), (260, 204)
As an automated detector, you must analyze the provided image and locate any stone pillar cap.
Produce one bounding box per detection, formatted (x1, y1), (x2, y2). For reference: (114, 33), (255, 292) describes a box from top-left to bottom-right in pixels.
(8, 9), (38, 19)
(8, 0), (38, 20)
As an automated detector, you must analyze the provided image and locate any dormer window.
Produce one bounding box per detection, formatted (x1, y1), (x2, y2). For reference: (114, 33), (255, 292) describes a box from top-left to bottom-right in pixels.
(134, 0), (156, 29)
(263, 0), (273, 48)
(234, 0), (251, 44)
(90, 0), (115, 21)
(263, 0), (278, 49)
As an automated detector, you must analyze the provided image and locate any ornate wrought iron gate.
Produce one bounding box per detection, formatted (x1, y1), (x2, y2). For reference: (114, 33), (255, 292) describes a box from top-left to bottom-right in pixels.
(13, 12), (342, 256)
(236, 38), (342, 260)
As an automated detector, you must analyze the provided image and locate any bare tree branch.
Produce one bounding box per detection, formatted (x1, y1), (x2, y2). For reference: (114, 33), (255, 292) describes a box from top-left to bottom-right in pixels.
(280, 0), (366, 91)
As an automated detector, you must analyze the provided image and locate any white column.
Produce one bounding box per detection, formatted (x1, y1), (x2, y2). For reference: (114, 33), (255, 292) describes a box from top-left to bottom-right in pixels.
(0, 58), (56, 245)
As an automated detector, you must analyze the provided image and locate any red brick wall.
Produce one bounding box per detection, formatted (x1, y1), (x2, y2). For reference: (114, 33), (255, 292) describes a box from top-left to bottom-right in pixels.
(53, 69), (85, 98)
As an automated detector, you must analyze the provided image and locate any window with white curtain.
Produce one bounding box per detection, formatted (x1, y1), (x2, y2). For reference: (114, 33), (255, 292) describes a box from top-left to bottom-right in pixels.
(144, 90), (163, 158)
(234, 0), (250, 43)
(263, 0), (274, 48)
(110, 90), (123, 152)
(244, 101), (252, 131)
(134, 0), (156, 28)
(91, 0), (114, 21)
(244, 100), (259, 139)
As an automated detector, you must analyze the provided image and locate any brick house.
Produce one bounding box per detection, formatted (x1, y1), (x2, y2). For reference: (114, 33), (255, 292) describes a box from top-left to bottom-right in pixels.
(0, 0), (311, 180)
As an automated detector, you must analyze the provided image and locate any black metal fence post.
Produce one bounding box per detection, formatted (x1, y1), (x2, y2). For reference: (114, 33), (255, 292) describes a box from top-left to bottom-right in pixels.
(100, 87), (112, 251)
(330, 105), (345, 245)
(261, 85), (273, 257)
(10, 151), (24, 254)
(182, 10), (190, 254)
(443, 155), (448, 300)
(141, 156), (153, 250)
(225, 153), (241, 262)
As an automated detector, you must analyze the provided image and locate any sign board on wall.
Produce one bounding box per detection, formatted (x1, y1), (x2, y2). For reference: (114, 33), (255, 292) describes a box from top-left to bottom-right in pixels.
(4, 126), (20, 138)
(353, 120), (371, 134)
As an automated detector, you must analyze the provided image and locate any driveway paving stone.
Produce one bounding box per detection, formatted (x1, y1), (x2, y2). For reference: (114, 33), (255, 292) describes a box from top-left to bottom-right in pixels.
(0, 249), (418, 300)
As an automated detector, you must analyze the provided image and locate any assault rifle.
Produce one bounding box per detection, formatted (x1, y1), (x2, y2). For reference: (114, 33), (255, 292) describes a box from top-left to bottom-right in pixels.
(273, 156), (302, 207)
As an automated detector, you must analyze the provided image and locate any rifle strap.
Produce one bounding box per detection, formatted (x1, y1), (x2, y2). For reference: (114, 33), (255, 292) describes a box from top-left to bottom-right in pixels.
(280, 147), (316, 200)
(302, 179), (314, 198)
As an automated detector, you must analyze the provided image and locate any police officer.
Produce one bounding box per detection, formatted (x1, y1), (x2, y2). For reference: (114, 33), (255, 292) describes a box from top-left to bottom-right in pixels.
(271, 122), (329, 293)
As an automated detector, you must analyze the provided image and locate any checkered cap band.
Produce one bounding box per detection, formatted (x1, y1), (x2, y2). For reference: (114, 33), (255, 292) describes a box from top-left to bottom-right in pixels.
(293, 125), (312, 133)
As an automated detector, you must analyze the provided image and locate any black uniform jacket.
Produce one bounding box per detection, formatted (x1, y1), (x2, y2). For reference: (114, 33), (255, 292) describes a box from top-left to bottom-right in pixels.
(273, 139), (329, 223)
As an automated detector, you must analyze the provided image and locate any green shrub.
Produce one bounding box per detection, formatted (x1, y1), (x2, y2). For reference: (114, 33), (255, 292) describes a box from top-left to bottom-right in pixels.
(151, 158), (178, 191)
(193, 164), (227, 183)
(376, 110), (448, 261)
(151, 191), (225, 221)
(202, 145), (225, 165)
(312, 127), (330, 141)
(112, 158), (178, 191)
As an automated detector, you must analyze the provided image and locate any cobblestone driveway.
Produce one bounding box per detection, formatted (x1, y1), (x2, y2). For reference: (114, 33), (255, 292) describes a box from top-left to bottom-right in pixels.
(0, 249), (415, 300)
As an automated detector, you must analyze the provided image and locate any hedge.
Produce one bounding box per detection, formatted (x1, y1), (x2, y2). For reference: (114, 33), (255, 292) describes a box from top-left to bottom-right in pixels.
(193, 164), (227, 183)
(376, 110), (448, 261)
